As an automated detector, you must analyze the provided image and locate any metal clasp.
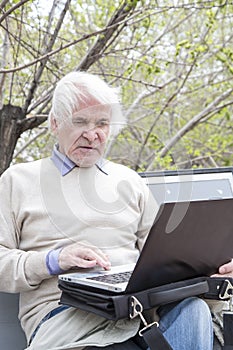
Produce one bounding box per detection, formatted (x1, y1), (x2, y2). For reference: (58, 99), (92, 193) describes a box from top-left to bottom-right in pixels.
(219, 280), (233, 300)
(219, 279), (233, 312)
(130, 296), (159, 336)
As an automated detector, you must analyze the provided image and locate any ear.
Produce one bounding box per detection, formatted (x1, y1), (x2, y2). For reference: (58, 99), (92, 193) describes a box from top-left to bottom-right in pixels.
(50, 115), (59, 135)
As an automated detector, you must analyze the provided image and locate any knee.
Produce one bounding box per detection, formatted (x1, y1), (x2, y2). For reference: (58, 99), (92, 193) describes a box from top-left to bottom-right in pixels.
(159, 297), (213, 350)
(159, 297), (212, 333)
(180, 297), (212, 327)
(182, 297), (210, 315)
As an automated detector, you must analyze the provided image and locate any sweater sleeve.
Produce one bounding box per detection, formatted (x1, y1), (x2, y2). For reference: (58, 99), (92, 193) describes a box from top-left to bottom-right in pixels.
(134, 175), (159, 252)
(0, 167), (51, 293)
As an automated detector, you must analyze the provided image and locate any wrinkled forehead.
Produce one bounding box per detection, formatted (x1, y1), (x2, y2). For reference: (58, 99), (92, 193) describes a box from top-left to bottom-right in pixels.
(73, 100), (112, 119)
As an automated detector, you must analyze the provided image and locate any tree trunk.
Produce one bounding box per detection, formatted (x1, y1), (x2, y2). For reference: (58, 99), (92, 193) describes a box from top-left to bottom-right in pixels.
(0, 104), (25, 175)
(0, 104), (47, 176)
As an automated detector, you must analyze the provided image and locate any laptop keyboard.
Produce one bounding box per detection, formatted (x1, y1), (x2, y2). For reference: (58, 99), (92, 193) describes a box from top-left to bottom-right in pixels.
(87, 271), (132, 284)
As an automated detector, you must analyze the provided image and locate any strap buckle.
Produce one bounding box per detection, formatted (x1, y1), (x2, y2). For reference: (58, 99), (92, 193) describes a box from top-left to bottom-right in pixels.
(219, 279), (233, 312)
(129, 296), (159, 336)
(219, 280), (233, 300)
(139, 321), (160, 337)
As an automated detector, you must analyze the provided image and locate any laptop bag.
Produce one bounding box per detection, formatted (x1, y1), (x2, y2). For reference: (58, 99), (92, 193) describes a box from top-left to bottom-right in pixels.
(58, 276), (233, 350)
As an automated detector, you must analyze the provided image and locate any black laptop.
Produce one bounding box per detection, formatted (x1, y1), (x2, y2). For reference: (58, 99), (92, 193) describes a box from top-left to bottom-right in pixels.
(59, 198), (233, 293)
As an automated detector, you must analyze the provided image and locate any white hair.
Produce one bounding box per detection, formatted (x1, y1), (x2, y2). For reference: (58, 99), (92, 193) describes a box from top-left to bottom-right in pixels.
(48, 71), (126, 136)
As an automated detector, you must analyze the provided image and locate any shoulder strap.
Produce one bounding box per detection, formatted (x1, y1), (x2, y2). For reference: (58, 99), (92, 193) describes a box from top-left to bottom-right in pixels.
(140, 324), (173, 350)
(130, 295), (173, 349)
(223, 311), (233, 350)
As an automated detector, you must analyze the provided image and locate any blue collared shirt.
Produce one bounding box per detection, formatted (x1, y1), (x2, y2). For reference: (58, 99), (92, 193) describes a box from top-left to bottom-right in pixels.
(51, 144), (108, 176)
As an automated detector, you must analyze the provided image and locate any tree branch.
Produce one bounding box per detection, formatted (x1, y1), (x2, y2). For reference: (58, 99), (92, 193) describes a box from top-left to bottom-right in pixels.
(0, 0), (30, 24)
(17, 115), (47, 133)
(0, 28), (9, 108)
(0, 2), (140, 75)
(22, 0), (71, 113)
(0, 17), (132, 74)
(0, 0), (9, 10)
(76, 0), (138, 71)
(13, 127), (47, 159)
(159, 88), (233, 158)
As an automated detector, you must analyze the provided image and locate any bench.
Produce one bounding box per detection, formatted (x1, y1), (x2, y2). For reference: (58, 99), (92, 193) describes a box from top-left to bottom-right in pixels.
(1, 167), (232, 349)
(0, 293), (27, 349)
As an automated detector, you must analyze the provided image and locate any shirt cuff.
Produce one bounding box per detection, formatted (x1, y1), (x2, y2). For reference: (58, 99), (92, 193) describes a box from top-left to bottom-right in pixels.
(46, 248), (65, 275)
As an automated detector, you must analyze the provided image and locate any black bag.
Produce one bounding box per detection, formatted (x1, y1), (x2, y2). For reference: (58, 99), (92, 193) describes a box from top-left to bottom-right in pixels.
(58, 276), (233, 350)
(59, 276), (213, 320)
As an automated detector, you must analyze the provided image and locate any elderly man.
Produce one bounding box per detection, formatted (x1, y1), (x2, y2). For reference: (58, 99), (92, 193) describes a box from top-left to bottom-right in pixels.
(0, 71), (231, 349)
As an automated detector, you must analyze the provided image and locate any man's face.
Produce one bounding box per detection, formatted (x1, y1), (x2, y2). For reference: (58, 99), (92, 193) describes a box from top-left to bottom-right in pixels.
(52, 102), (111, 167)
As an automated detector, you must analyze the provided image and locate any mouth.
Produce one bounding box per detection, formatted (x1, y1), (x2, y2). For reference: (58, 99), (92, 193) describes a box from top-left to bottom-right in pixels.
(79, 146), (95, 150)
(76, 146), (99, 154)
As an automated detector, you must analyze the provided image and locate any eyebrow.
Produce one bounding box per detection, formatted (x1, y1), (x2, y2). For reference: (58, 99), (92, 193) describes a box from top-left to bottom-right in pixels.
(72, 117), (87, 122)
(72, 116), (110, 123)
(97, 117), (110, 122)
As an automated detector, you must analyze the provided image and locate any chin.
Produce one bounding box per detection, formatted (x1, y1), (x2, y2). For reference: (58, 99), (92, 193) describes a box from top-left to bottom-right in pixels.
(73, 158), (97, 168)
(78, 163), (96, 168)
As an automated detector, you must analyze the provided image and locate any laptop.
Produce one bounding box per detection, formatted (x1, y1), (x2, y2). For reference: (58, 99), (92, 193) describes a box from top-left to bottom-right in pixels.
(141, 168), (233, 205)
(59, 197), (233, 294)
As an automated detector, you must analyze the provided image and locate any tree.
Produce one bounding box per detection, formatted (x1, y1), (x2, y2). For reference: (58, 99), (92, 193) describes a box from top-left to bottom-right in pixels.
(0, 0), (233, 175)
(0, 0), (139, 174)
(106, 0), (233, 171)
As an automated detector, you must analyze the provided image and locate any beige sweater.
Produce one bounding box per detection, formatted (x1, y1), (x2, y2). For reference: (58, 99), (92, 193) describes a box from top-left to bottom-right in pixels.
(0, 157), (158, 343)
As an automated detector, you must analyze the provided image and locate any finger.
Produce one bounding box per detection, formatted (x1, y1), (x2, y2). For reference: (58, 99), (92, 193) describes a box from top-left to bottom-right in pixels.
(59, 242), (111, 270)
(70, 254), (111, 270)
(218, 259), (233, 274)
(95, 256), (111, 270)
(72, 257), (98, 269)
(80, 249), (111, 270)
(78, 241), (110, 262)
(77, 242), (110, 262)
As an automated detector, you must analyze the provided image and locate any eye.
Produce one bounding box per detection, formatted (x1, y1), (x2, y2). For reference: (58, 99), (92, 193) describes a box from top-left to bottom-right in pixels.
(72, 118), (87, 125)
(97, 119), (110, 127)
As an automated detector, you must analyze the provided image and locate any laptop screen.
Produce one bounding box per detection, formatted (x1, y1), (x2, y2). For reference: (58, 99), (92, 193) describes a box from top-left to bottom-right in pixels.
(140, 168), (233, 204)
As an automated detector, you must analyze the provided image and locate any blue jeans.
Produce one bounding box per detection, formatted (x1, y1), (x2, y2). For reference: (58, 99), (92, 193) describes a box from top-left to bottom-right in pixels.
(157, 297), (213, 350)
(85, 297), (213, 349)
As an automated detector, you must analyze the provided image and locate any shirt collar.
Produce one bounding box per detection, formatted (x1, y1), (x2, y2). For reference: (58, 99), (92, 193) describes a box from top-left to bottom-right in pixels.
(51, 144), (108, 176)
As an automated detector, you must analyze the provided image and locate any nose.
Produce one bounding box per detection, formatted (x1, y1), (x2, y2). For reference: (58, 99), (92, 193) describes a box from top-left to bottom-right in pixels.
(82, 127), (98, 142)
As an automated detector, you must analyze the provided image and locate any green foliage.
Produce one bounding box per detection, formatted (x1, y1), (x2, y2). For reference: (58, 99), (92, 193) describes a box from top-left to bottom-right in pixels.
(1, 0), (233, 172)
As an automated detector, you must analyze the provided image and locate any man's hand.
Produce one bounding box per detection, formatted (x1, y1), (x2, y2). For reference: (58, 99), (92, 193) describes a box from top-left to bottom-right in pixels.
(212, 259), (233, 278)
(58, 241), (111, 271)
